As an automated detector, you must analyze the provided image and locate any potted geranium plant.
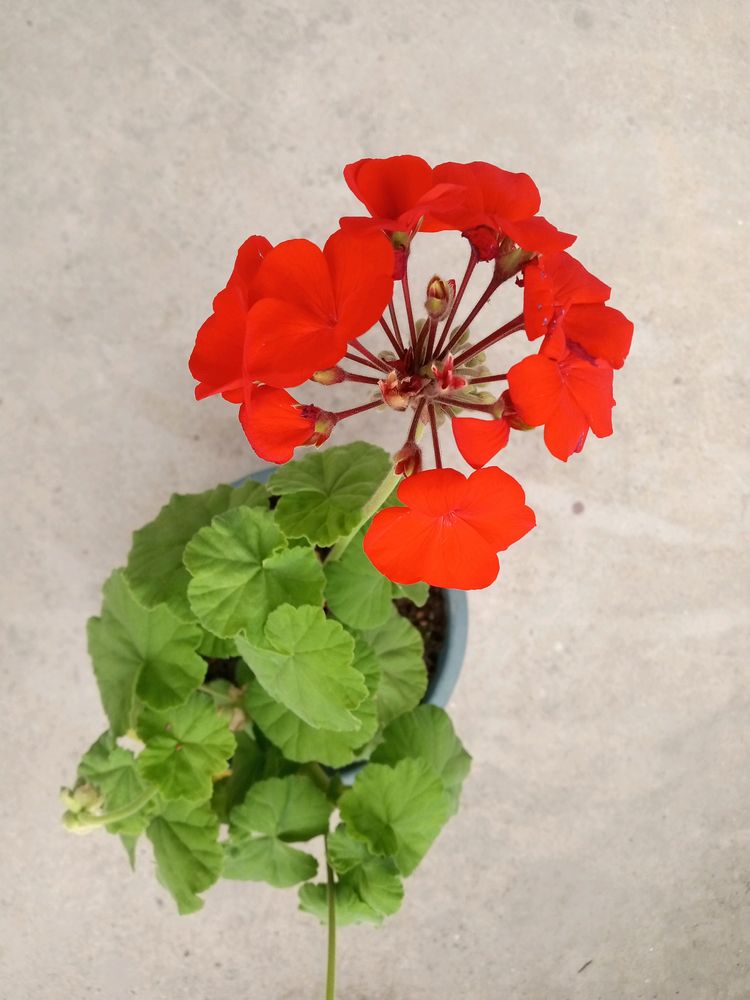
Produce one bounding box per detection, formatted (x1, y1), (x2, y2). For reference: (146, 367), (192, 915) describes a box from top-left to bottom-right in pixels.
(62, 155), (632, 998)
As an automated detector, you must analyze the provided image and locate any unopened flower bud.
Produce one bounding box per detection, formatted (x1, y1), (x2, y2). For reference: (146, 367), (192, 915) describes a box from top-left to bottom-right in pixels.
(312, 367), (345, 385)
(60, 782), (103, 815)
(425, 276), (456, 321)
(500, 389), (533, 430)
(394, 441), (422, 477)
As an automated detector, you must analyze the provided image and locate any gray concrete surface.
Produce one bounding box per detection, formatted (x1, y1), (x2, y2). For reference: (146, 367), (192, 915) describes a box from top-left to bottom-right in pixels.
(2, 1), (748, 997)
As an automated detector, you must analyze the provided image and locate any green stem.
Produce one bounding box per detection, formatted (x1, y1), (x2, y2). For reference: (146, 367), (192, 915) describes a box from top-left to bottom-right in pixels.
(326, 421), (426, 563)
(63, 786), (157, 833)
(325, 859), (337, 1000)
(304, 762), (332, 794)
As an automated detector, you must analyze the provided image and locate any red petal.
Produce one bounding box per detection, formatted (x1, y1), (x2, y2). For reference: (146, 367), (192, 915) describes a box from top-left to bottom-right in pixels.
(458, 466), (536, 551)
(502, 215), (576, 253)
(343, 156), (435, 227)
(507, 354), (563, 427)
(562, 353), (615, 438)
(226, 235), (273, 307)
(253, 239), (335, 321)
(397, 467), (468, 517)
(189, 286), (247, 400)
(452, 416), (510, 469)
(244, 298), (348, 388)
(523, 252), (610, 342)
(238, 386), (314, 464)
(542, 392), (591, 461)
(467, 161), (541, 220)
(563, 303), (634, 369)
(323, 229), (394, 337)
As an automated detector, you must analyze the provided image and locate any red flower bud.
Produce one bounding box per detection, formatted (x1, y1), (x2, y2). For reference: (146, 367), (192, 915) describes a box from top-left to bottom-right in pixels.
(425, 276), (456, 320)
(394, 441), (423, 477)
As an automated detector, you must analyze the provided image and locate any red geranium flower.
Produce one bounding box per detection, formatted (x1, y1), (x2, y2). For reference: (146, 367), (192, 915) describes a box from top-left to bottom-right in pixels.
(507, 336), (615, 461)
(430, 161), (576, 257)
(340, 155), (463, 234)
(243, 229), (394, 388)
(363, 467), (535, 589)
(523, 252), (633, 369)
(452, 415), (510, 469)
(189, 235), (272, 402)
(239, 385), (335, 464)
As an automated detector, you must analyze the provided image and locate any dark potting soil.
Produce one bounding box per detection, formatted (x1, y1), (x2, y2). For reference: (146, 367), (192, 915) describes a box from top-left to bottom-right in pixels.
(203, 586), (446, 686)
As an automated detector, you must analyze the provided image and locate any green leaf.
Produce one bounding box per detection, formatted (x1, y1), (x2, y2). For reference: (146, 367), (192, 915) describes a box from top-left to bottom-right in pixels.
(126, 481), (267, 620)
(357, 612), (427, 727)
(268, 443), (391, 545)
(392, 581), (429, 606)
(184, 507), (325, 639)
(246, 681), (379, 768)
(198, 631), (237, 659)
(78, 732), (156, 836)
(298, 881), (383, 927)
(339, 758), (450, 876)
(371, 705), (471, 814)
(231, 775), (333, 841)
(223, 776), (330, 887)
(225, 836), (317, 887)
(137, 694), (236, 801)
(327, 825), (404, 916)
(211, 728), (295, 822)
(236, 605), (366, 732)
(147, 799), (223, 914)
(88, 571), (205, 733)
(324, 531), (394, 630)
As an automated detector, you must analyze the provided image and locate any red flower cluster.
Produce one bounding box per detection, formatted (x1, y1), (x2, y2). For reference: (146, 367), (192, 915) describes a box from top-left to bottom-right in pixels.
(190, 156), (632, 588)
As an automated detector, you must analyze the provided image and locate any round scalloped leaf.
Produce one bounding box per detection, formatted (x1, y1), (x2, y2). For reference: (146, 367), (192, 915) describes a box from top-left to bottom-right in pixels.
(245, 681), (378, 769)
(146, 799), (223, 914)
(267, 442), (391, 545)
(298, 880), (383, 927)
(126, 481), (268, 620)
(235, 605), (366, 732)
(324, 530), (395, 630)
(370, 705), (471, 814)
(230, 775), (332, 842)
(224, 836), (317, 887)
(356, 612), (427, 727)
(87, 570), (205, 734)
(327, 825), (404, 917)
(184, 506), (325, 640)
(137, 694), (236, 801)
(339, 758), (450, 876)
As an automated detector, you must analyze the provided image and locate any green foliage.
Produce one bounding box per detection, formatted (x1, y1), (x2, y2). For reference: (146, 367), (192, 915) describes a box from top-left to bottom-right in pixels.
(126, 481), (267, 619)
(268, 443), (391, 545)
(371, 706), (471, 814)
(88, 570), (205, 734)
(339, 758), (451, 876)
(184, 506), (325, 639)
(236, 605), (367, 732)
(356, 612), (427, 726)
(224, 776), (332, 887)
(66, 467), (469, 927)
(137, 694), (236, 802)
(147, 799), (223, 914)
(78, 732), (155, 836)
(324, 531), (395, 629)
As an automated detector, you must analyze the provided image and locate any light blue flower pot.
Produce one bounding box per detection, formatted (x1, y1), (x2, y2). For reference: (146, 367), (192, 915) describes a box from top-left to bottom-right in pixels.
(236, 468), (469, 782)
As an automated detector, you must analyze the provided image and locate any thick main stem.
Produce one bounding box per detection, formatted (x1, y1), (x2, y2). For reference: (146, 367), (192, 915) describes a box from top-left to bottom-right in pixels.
(325, 860), (337, 1000)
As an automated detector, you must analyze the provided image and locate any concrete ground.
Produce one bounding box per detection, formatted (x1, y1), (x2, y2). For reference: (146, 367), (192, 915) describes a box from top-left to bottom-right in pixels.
(2, 1), (748, 997)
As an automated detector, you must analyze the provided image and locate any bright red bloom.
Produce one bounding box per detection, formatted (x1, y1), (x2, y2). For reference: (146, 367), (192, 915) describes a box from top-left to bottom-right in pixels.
(190, 235), (272, 402)
(523, 252), (633, 369)
(363, 467), (535, 589)
(244, 229), (394, 388)
(341, 155), (463, 234)
(430, 161), (576, 257)
(507, 337), (615, 461)
(452, 415), (510, 469)
(238, 385), (334, 464)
